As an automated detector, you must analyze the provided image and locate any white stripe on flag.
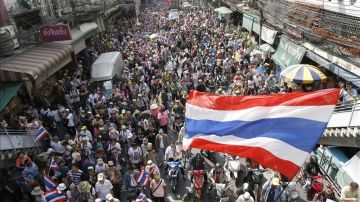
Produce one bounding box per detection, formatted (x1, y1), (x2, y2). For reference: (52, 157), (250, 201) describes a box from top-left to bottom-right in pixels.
(185, 103), (335, 123)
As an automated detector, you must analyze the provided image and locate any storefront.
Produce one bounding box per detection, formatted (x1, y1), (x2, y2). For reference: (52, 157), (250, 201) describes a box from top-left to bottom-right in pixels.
(0, 43), (73, 99)
(242, 13), (253, 32)
(272, 35), (307, 69)
(302, 42), (360, 88)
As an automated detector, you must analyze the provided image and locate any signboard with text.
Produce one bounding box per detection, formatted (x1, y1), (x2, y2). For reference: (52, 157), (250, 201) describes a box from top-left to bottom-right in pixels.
(40, 25), (72, 42)
(284, 23), (304, 39)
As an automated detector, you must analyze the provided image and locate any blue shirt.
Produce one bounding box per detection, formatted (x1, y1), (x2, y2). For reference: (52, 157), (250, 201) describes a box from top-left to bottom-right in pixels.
(262, 180), (286, 202)
(23, 163), (39, 182)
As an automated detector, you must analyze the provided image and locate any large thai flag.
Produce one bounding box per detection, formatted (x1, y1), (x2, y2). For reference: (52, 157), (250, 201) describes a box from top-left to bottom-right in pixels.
(184, 89), (340, 178)
(44, 174), (56, 191)
(135, 168), (150, 186)
(34, 126), (47, 143)
(44, 190), (66, 202)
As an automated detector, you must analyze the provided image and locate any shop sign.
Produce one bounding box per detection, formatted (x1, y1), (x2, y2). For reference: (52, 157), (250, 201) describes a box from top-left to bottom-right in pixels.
(261, 26), (277, 45)
(40, 25), (71, 42)
(242, 14), (253, 32)
(284, 24), (304, 39)
(272, 36), (306, 68)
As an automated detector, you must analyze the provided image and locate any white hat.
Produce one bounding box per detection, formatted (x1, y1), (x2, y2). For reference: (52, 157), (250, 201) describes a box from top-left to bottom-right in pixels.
(243, 192), (251, 200)
(150, 103), (158, 110)
(106, 193), (114, 201)
(147, 160), (154, 166)
(46, 148), (55, 154)
(95, 199), (102, 202)
(97, 173), (105, 181)
(57, 183), (66, 191)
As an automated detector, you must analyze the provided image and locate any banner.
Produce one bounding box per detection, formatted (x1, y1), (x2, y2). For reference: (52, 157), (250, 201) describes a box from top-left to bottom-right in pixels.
(272, 36), (306, 68)
(261, 26), (277, 45)
(40, 25), (71, 42)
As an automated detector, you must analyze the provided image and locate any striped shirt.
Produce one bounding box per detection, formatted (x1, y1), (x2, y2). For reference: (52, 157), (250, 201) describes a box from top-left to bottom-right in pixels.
(68, 169), (83, 185)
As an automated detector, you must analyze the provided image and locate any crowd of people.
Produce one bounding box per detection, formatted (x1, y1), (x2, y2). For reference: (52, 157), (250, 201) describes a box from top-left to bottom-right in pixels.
(1, 0), (359, 202)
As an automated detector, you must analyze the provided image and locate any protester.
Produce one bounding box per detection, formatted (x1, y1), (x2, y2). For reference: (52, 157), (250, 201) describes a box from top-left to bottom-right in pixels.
(341, 182), (359, 202)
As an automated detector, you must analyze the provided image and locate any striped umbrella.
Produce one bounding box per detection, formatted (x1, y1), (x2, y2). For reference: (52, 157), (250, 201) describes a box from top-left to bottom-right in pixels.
(280, 64), (327, 84)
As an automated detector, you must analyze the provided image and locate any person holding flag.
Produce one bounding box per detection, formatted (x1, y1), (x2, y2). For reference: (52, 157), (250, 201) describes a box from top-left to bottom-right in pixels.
(31, 186), (46, 202)
(44, 173), (57, 191)
(34, 125), (48, 143)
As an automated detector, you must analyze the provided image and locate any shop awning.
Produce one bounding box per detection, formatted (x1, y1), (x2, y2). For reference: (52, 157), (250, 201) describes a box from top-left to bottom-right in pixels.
(0, 43), (72, 82)
(306, 51), (360, 87)
(261, 26), (277, 45)
(55, 29), (86, 54)
(272, 35), (306, 68)
(242, 14), (253, 32)
(0, 82), (22, 112)
(79, 22), (98, 39)
(214, 7), (233, 15)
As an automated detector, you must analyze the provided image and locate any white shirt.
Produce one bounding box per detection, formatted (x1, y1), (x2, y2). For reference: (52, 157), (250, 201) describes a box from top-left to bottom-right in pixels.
(165, 146), (180, 160)
(80, 130), (93, 141)
(128, 147), (143, 164)
(95, 164), (109, 174)
(150, 179), (166, 197)
(159, 136), (164, 149)
(67, 113), (74, 127)
(95, 179), (113, 200)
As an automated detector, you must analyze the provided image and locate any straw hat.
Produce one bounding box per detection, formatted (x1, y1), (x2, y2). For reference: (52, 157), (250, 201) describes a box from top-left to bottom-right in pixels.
(81, 136), (88, 142)
(72, 152), (81, 161)
(81, 126), (87, 131)
(272, 177), (281, 186)
(31, 187), (43, 196)
(79, 181), (92, 193)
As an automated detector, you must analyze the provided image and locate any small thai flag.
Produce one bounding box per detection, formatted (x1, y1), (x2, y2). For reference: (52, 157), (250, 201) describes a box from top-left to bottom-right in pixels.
(44, 190), (66, 202)
(44, 174), (56, 191)
(49, 157), (58, 171)
(135, 168), (150, 186)
(34, 126), (48, 143)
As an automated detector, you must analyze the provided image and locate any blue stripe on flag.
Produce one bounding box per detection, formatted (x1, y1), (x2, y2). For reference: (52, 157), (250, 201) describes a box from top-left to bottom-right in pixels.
(185, 117), (327, 153)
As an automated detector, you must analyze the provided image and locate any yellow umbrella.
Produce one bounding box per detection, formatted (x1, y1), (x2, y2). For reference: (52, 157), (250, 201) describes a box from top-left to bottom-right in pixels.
(280, 64), (327, 84)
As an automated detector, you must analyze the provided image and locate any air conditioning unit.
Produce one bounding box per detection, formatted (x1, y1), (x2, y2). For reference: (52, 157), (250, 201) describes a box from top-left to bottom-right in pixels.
(0, 25), (19, 49)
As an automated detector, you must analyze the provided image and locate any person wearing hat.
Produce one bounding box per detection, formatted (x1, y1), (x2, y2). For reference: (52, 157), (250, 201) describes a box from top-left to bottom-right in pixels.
(261, 177), (285, 202)
(92, 114), (104, 138)
(80, 126), (93, 142)
(141, 137), (157, 165)
(78, 181), (95, 201)
(95, 173), (113, 201)
(95, 158), (109, 174)
(155, 129), (169, 167)
(31, 186), (46, 202)
(236, 191), (255, 202)
(106, 193), (120, 202)
(145, 160), (160, 179)
(80, 137), (92, 157)
(107, 160), (122, 199)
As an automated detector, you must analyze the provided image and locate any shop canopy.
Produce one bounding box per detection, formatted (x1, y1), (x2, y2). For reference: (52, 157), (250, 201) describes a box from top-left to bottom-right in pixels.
(214, 7), (233, 15)
(0, 43), (72, 83)
(0, 82), (22, 112)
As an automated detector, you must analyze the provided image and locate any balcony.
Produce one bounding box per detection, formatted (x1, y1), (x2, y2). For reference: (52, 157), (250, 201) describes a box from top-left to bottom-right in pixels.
(320, 99), (360, 148)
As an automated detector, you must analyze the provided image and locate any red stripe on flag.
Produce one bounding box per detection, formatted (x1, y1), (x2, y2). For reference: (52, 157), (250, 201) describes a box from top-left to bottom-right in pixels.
(187, 89), (340, 110)
(189, 138), (301, 179)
